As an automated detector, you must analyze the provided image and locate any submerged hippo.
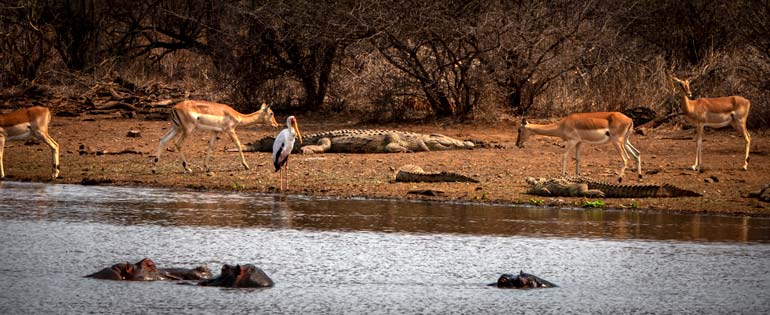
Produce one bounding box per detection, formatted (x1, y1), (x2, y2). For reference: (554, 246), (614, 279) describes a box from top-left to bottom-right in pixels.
(160, 266), (213, 280)
(198, 264), (274, 288)
(491, 271), (558, 289)
(86, 258), (165, 281)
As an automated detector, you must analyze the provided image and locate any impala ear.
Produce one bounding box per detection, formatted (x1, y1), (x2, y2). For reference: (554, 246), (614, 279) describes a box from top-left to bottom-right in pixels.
(260, 103), (269, 111)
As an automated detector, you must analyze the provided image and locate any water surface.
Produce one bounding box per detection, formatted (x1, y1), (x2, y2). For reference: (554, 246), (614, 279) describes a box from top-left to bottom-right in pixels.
(1, 181), (769, 314)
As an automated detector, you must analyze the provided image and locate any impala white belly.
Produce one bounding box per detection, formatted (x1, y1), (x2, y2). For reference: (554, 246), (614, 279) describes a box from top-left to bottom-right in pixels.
(190, 113), (231, 132)
(684, 112), (734, 128)
(1, 123), (34, 140)
(576, 128), (610, 144)
(703, 112), (734, 128)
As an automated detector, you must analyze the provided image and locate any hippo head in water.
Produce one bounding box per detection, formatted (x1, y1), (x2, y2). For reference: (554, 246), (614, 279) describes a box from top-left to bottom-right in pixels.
(493, 271), (557, 289)
(86, 258), (165, 281)
(198, 264), (274, 288)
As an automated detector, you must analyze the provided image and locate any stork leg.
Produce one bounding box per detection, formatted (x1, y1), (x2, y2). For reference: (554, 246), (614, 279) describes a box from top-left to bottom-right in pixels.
(277, 158), (289, 191)
(0, 135), (5, 178)
(285, 159), (290, 190)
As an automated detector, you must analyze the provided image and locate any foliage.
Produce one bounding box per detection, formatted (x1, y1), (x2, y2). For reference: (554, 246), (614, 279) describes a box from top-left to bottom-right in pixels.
(582, 198), (605, 208)
(1, 0), (769, 126)
(529, 198), (545, 206)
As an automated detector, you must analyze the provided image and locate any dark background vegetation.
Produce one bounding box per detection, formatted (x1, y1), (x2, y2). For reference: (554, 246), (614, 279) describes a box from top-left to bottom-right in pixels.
(1, 0), (768, 126)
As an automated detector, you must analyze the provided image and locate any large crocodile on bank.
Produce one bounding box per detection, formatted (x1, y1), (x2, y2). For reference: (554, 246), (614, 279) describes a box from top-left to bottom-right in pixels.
(525, 176), (702, 198)
(235, 129), (476, 154)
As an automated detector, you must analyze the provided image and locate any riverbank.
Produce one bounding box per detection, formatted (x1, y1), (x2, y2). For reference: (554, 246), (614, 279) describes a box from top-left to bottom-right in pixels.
(3, 112), (769, 216)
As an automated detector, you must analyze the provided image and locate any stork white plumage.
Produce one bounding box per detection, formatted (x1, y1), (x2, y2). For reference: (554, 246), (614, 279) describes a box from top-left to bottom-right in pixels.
(272, 116), (302, 191)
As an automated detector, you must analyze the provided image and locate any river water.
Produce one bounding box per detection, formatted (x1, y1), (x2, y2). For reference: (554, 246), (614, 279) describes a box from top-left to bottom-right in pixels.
(0, 181), (769, 314)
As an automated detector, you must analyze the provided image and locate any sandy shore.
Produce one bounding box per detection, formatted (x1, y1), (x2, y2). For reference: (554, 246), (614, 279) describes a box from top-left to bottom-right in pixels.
(2, 113), (769, 217)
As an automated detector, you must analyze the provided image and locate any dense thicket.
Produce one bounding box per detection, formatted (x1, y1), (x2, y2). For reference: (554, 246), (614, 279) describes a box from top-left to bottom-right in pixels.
(1, 0), (768, 126)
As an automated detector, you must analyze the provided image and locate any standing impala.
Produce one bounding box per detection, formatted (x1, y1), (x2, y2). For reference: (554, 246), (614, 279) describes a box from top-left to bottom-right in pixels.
(0, 106), (60, 179)
(152, 100), (279, 174)
(672, 77), (751, 171)
(516, 112), (641, 183)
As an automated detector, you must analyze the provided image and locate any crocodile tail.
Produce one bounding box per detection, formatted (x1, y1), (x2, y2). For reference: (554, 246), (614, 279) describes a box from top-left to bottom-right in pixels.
(662, 184), (702, 197)
(438, 172), (480, 183)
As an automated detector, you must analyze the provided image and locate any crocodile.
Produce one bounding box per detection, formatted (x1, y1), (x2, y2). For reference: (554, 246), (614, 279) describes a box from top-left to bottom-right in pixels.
(235, 129), (476, 154)
(525, 176), (702, 198)
(394, 165), (479, 183)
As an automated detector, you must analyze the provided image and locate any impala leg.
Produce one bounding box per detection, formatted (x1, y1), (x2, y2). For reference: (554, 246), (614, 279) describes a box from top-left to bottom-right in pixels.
(612, 138), (628, 183)
(692, 124), (704, 171)
(174, 132), (193, 173)
(227, 130), (249, 170)
(574, 142), (582, 176)
(204, 132), (219, 174)
(624, 127), (642, 181)
(625, 140), (642, 181)
(742, 128), (751, 171)
(153, 126), (178, 174)
(36, 130), (60, 179)
(0, 135), (5, 178)
(733, 118), (751, 171)
(563, 141), (576, 176)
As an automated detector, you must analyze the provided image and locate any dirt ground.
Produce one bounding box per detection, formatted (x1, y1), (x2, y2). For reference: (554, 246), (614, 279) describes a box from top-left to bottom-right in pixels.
(3, 112), (770, 217)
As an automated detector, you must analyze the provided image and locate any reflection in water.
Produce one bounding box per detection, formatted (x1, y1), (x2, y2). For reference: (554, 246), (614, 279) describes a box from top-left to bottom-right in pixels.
(1, 181), (769, 314)
(271, 195), (292, 228)
(1, 181), (769, 243)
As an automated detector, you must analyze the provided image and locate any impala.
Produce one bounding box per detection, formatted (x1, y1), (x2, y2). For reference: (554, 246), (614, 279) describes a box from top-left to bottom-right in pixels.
(152, 100), (279, 174)
(672, 77), (751, 171)
(0, 106), (60, 179)
(516, 112), (641, 182)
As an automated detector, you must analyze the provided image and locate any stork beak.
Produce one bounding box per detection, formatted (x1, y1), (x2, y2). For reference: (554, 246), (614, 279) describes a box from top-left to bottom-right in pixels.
(293, 121), (303, 144)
